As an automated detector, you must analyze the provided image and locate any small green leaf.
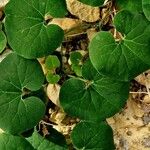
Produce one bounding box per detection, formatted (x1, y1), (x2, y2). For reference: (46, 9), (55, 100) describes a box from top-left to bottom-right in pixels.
(0, 31), (7, 53)
(5, 0), (67, 58)
(45, 55), (60, 70)
(70, 52), (82, 65)
(71, 121), (115, 150)
(46, 73), (60, 84)
(142, 0), (150, 21)
(60, 60), (129, 122)
(27, 131), (67, 150)
(71, 64), (82, 77)
(116, 0), (142, 13)
(89, 10), (150, 81)
(0, 53), (45, 134)
(79, 0), (105, 7)
(0, 133), (34, 149)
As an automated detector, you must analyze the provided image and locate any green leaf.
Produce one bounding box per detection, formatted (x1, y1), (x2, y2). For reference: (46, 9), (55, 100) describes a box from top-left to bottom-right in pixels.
(142, 0), (150, 21)
(46, 73), (60, 84)
(70, 52), (82, 65)
(0, 133), (34, 149)
(45, 55), (60, 70)
(5, 0), (67, 59)
(0, 31), (7, 53)
(72, 64), (82, 77)
(71, 121), (115, 150)
(116, 0), (142, 13)
(0, 53), (45, 134)
(78, 0), (105, 7)
(27, 131), (67, 150)
(89, 10), (150, 81)
(60, 60), (129, 122)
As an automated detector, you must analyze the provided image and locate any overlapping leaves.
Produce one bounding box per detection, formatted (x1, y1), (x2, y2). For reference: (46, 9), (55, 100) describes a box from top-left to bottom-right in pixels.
(27, 131), (67, 150)
(89, 10), (150, 81)
(5, 0), (67, 58)
(60, 60), (129, 122)
(0, 133), (34, 149)
(142, 0), (150, 21)
(0, 53), (45, 134)
(116, 0), (142, 13)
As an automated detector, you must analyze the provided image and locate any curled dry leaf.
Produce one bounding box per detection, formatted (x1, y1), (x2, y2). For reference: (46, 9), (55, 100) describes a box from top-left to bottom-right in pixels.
(66, 0), (100, 22)
(38, 57), (47, 75)
(87, 28), (97, 41)
(47, 83), (61, 107)
(0, 0), (9, 9)
(50, 18), (82, 33)
(143, 95), (150, 104)
(135, 70), (150, 87)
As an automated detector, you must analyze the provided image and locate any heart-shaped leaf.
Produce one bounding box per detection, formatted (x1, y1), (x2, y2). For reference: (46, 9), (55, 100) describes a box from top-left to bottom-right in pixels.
(60, 59), (129, 122)
(5, 0), (67, 59)
(78, 0), (105, 7)
(116, 0), (142, 13)
(142, 0), (150, 21)
(0, 133), (34, 149)
(27, 131), (67, 150)
(0, 53), (45, 134)
(89, 10), (150, 81)
(0, 31), (7, 53)
(71, 121), (115, 150)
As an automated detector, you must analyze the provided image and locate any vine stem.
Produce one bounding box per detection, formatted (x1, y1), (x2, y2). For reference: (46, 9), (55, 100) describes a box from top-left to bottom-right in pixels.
(68, 75), (87, 82)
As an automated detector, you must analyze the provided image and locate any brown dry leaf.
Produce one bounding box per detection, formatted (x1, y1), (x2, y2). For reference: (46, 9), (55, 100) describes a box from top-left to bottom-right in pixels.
(143, 95), (150, 104)
(50, 18), (82, 33)
(107, 97), (150, 150)
(47, 84), (61, 107)
(87, 28), (97, 41)
(135, 70), (150, 87)
(37, 57), (47, 75)
(0, 0), (9, 9)
(66, 0), (100, 22)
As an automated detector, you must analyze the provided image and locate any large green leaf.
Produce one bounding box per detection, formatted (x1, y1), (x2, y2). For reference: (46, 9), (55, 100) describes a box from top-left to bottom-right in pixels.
(89, 10), (150, 81)
(0, 31), (7, 53)
(78, 0), (105, 7)
(5, 0), (67, 59)
(0, 53), (45, 134)
(27, 131), (67, 150)
(71, 121), (115, 150)
(60, 60), (129, 122)
(116, 0), (142, 13)
(0, 133), (34, 150)
(142, 0), (150, 21)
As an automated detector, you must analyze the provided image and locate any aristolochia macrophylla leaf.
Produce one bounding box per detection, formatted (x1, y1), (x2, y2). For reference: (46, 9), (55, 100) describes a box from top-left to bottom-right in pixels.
(0, 53), (45, 134)
(79, 0), (105, 7)
(89, 10), (150, 81)
(4, 0), (67, 59)
(71, 121), (115, 150)
(0, 133), (34, 150)
(27, 131), (67, 150)
(142, 0), (150, 21)
(60, 60), (129, 122)
(116, 0), (142, 13)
